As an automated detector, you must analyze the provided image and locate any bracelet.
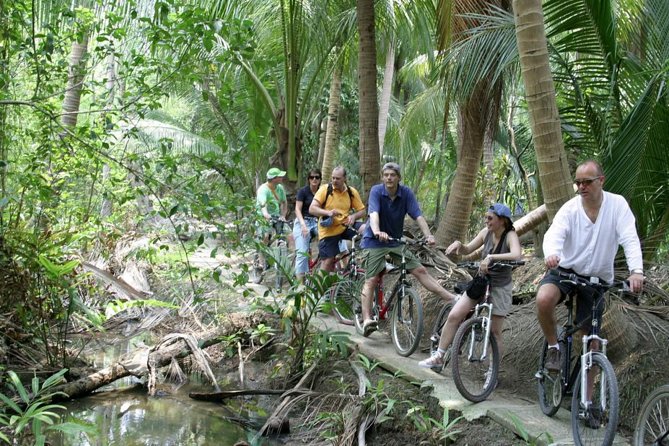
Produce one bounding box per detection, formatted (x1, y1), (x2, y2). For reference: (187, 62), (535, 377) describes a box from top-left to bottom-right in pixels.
(631, 269), (644, 275)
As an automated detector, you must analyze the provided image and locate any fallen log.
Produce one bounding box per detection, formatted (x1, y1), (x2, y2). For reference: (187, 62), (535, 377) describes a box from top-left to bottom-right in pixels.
(53, 310), (272, 401)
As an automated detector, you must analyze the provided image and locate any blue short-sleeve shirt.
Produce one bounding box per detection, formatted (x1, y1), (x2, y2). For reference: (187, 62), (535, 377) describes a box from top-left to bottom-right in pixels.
(361, 183), (422, 249)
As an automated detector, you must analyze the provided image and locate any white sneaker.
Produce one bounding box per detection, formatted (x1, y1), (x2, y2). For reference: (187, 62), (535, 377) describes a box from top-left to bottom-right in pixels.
(418, 351), (445, 369)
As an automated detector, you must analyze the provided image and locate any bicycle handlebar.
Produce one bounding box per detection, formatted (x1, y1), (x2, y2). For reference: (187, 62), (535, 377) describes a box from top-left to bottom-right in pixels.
(549, 269), (630, 292)
(457, 260), (525, 270)
(385, 236), (429, 246)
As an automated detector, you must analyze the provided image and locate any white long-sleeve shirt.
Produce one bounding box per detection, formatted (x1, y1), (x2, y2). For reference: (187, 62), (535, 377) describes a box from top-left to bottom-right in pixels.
(543, 192), (643, 283)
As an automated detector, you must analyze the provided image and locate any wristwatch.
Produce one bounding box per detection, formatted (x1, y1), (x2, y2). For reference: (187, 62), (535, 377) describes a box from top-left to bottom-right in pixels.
(631, 268), (644, 275)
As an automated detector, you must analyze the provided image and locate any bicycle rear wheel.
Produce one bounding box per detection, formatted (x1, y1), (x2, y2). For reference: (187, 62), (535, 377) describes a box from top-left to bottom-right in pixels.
(428, 303), (453, 372)
(390, 286), (423, 357)
(537, 331), (567, 417)
(451, 317), (499, 403)
(330, 268), (364, 325)
(633, 384), (669, 446)
(571, 352), (619, 446)
(272, 241), (288, 290)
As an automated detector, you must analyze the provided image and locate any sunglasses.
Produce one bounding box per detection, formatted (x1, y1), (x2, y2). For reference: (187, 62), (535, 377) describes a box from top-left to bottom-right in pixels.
(309, 175), (321, 180)
(574, 176), (601, 187)
(485, 215), (495, 221)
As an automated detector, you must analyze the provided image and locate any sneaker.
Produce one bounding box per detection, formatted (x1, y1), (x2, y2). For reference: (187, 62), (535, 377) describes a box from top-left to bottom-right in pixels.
(584, 407), (602, 429)
(418, 351), (445, 369)
(362, 319), (378, 337)
(545, 347), (561, 372)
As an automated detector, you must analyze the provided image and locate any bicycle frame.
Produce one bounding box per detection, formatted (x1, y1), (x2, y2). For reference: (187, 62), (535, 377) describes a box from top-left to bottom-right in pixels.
(466, 285), (494, 362)
(538, 271), (627, 408)
(373, 239), (415, 320)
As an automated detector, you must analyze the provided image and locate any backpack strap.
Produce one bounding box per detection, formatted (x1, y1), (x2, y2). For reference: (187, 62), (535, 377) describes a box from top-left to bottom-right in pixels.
(493, 229), (510, 255)
(323, 183), (355, 209)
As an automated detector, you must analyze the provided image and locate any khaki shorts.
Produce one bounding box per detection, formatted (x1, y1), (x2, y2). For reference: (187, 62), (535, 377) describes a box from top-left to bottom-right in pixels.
(489, 281), (513, 317)
(361, 246), (422, 280)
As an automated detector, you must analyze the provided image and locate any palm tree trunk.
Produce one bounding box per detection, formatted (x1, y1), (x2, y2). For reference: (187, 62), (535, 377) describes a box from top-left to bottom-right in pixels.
(513, 0), (573, 220)
(435, 83), (488, 245)
(357, 0), (381, 198)
(321, 64), (342, 177)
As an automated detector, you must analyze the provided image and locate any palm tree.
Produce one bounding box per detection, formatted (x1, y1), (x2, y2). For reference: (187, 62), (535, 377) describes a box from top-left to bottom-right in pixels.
(357, 0), (381, 197)
(512, 0), (573, 220)
(434, 0), (510, 244)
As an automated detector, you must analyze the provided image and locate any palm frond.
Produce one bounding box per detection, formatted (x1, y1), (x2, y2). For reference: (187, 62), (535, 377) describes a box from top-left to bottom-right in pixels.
(123, 118), (225, 156)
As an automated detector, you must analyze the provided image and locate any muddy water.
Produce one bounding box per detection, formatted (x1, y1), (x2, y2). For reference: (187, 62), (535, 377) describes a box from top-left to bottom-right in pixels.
(49, 337), (280, 445)
(48, 384), (258, 445)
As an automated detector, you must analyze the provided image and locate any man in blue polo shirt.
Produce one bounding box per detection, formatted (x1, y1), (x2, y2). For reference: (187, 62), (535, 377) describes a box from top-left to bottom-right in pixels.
(359, 162), (458, 336)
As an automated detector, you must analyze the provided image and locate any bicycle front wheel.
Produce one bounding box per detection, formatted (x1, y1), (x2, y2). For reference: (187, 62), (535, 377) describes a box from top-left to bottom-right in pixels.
(250, 252), (264, 284)
(451, 317), (499, 403)
(537, 331), (567, 417)
(633, 384), (669, 446)
(330, 268), (364, 326)
(571, 352), (619, 446)
(272, 241), (288, 290)
(390, 286), (423, 357)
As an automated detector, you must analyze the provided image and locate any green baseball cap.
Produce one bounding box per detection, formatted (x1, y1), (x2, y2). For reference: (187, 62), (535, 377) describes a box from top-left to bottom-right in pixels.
(267, 167), (286, 179)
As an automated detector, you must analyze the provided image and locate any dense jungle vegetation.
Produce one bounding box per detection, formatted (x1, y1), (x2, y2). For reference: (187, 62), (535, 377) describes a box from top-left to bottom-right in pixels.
(1, 0), (669, 443)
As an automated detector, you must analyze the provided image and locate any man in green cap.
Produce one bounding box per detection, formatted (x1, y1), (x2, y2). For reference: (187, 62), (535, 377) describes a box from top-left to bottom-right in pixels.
(252, 167), (292, 283)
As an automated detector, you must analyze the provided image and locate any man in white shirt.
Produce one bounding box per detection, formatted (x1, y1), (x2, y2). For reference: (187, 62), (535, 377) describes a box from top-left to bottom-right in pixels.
(537, 160), (644, 371)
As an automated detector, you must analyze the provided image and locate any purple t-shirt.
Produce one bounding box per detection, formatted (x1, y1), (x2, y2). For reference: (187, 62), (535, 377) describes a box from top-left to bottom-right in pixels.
(361, 183), (422, 249)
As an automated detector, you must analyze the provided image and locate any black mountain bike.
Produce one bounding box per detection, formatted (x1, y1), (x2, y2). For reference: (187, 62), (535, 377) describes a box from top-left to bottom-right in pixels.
(535, 270), (628, 446)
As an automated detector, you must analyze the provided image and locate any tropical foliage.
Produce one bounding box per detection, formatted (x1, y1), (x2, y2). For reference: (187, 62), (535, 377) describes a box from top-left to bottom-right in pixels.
(1, 0), (668, 389)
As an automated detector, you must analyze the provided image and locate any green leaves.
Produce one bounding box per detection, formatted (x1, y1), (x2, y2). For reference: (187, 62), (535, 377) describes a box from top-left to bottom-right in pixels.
(37, 255), (80, 279)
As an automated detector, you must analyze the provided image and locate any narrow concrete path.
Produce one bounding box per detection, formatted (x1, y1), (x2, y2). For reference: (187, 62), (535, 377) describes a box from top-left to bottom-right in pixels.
(313, 314), (631, 446)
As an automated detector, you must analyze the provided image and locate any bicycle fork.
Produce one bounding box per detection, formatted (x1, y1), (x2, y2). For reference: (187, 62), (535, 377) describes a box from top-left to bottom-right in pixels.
(468, 303), (493, 361)
(579, 334), (608, 411)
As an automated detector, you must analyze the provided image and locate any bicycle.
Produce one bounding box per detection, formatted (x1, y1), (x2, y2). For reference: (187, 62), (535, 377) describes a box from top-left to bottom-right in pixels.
(251, 217), (291, 290)
(428, 260), (524, 402)
(352, 237), (425, 357)
(327, 234), (364, 326)
(535, 269), (628, 446)
(633, 384), (669, 446)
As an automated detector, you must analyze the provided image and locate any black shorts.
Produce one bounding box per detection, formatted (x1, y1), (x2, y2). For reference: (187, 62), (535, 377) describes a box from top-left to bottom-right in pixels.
(318, 225), (360, 259)
(539, 268), (605, 329)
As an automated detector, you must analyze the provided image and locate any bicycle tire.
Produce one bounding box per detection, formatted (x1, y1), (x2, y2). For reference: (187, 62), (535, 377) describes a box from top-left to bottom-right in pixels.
(274, 242), (288, 290)
(633, 384), (669, 446)
(390, 286), (423, 357)
(354, 284), (380, 335)
(537, 330), (567, 417)
(570, 352), (619, 446)
(330, 268), (364, 325)
(451, 316), (500, 403)
(428, 303), (453, 371)
(267, 239), (288, 290)
(250, 252), (264, 284)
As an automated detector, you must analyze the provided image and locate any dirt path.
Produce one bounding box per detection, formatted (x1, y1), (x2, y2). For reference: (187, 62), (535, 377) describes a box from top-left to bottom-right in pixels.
(312, 314), (632, 446)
